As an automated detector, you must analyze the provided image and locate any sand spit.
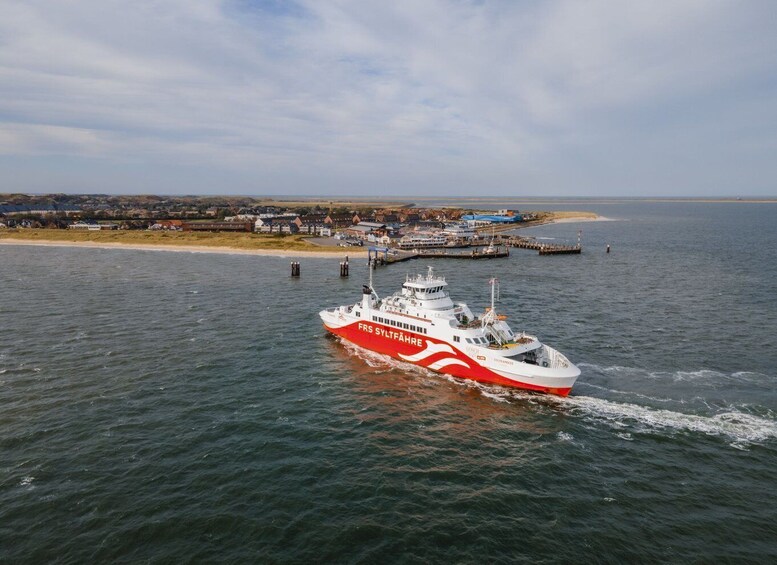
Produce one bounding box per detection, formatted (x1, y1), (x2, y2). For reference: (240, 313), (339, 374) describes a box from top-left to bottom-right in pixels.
(550, 216), (617, 224)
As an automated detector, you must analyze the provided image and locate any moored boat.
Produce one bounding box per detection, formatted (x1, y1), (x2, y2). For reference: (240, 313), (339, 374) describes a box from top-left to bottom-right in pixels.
(320, 266), (580, 396)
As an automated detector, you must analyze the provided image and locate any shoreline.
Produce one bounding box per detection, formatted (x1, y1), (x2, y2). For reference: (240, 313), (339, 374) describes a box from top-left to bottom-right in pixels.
(545, 216), (617, 224)
(0, 239), (368, 258)
(0, 214), (606, 257)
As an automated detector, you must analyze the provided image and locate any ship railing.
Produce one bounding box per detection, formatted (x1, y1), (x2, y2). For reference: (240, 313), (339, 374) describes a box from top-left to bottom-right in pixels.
(546, 347), (570, 369)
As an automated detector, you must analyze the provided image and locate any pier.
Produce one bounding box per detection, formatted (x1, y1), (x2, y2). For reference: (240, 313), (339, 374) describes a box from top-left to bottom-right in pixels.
(415, 246), (509, 259)
(373, 245), (511, 265)
(502, 234), (582, 255)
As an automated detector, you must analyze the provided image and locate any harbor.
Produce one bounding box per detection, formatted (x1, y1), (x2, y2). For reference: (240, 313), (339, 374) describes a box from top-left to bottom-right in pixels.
(4, 201), (777, 565)
(3, 0), (776, 559)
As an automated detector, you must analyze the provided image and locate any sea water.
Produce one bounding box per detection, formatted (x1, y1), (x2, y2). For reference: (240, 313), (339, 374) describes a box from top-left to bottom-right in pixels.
(1, 201), (776, 562)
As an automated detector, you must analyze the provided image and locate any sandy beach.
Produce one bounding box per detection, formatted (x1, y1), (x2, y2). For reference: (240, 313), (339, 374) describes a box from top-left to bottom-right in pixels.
(551, 216), (617, 224)
(0, 239), (368, 258)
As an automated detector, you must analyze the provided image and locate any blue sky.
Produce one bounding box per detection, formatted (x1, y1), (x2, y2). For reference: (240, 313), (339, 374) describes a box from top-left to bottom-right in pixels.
(1, 0), (776, 197)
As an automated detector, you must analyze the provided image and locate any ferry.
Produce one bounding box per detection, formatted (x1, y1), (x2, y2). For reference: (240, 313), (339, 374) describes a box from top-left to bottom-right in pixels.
(397, 233), (448, 249)
(320, 266), (580, 396)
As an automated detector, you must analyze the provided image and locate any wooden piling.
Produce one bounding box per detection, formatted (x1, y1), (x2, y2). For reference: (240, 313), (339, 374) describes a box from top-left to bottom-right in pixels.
(291, 261), (300, 277)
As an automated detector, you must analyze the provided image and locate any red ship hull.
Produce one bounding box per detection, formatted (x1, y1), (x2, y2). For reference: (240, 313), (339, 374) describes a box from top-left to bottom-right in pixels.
(324, 320), (572, 397)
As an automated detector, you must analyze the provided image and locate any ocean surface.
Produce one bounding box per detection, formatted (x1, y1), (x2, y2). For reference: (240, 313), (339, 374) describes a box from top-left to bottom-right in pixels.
(2, 201), (776, 563)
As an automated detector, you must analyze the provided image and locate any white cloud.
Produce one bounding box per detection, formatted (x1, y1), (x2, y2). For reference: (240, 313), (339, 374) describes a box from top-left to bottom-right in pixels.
(0, 0), (775, 195)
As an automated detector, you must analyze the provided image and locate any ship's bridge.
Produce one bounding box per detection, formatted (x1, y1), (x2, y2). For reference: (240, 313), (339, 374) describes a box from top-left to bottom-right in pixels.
(398, 267), (454, 310)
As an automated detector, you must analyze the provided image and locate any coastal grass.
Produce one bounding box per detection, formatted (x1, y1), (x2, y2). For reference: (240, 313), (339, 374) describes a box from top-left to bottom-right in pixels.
(0, 229), (348, 252)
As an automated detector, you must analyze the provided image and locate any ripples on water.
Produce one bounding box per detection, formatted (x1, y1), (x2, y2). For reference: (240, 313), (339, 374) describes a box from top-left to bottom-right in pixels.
(343, 342), (777, 449)
(1, 203), (777, 562)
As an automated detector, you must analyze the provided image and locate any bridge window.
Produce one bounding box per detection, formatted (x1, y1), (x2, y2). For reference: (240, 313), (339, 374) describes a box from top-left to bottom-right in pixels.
(453, 336), (460, 342)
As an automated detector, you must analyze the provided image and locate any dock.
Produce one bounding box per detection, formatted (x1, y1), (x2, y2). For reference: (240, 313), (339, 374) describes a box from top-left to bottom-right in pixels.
(416, 246), (509, 259)
(373, 245), (510, 265)
(503, 235), (582, 255)
(367, 234), (581, 267)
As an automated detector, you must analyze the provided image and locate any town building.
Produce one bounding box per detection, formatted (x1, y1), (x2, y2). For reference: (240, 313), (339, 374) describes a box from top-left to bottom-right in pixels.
(182, 222), (253, 232)
(68, 221), (119, 230)
(460, 213), (522, 226)
(325, 213), (361, 228)
(345, 221), (388, 240)
(442, 223), (477, 240)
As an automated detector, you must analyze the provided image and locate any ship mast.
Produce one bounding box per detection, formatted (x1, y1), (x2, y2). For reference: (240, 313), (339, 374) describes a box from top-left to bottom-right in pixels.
(482, 277), (498, 327)
(365, 258), (379, 303)
(482, 277), (507, 347)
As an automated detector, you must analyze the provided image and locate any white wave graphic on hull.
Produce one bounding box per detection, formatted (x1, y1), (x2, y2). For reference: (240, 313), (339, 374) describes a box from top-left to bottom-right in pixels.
(427, 358), (470, 371)
(399, 341), (455, 362)
(340, 339), (437, 377)
(341, 339), (470, 374)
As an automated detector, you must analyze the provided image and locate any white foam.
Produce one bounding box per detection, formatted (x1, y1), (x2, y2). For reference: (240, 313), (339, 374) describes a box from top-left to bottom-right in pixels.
(340, 339), (433, 377)
(479, 389), (511, 403)
(579, 363), (770, 386)
(581, 381), (677, 404)
(338, 343), (777, 446)
(558, 395), (777, 446)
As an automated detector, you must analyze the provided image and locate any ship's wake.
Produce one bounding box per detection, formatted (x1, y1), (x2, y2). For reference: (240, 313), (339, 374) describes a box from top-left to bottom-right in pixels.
(556, 394), (777, 449)
(337, 338), (777, 449)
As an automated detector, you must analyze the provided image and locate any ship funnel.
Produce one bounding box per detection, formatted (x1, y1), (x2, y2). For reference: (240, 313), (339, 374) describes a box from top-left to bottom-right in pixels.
(362, 281), (375, 309)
